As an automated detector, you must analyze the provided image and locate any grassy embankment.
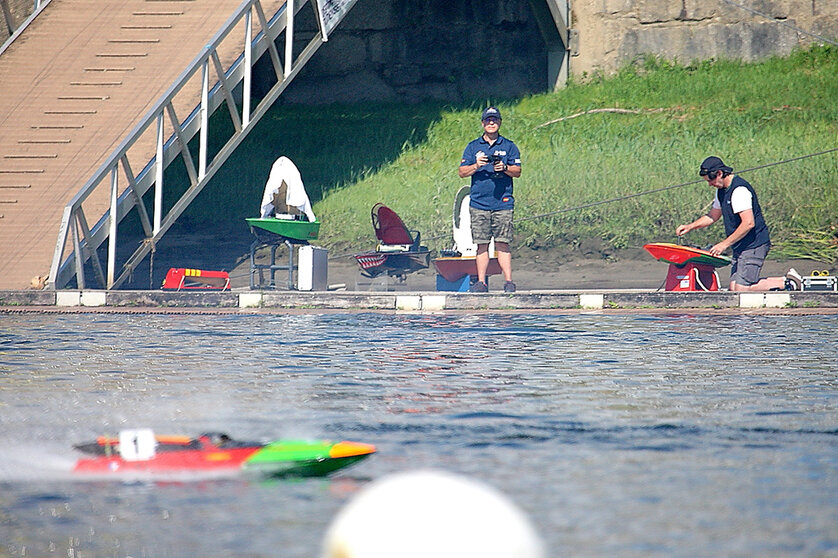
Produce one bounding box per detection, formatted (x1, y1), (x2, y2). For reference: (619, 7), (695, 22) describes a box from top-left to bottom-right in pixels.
(188, 45), (838, 263)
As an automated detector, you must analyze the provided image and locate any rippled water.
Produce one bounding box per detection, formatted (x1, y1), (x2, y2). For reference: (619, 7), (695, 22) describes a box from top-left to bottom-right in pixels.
(1, 312), (836, 557)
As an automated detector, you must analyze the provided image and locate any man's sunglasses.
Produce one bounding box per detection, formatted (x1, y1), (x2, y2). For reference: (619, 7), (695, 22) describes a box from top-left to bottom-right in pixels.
(699, 168), (720, 180)
(482, 117), (500, 124)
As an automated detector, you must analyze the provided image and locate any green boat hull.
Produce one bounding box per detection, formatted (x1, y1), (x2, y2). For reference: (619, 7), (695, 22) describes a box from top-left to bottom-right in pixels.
(242, 439), (375, 477)
(246, 218), (320, 242)
(243, 454), (371, 477)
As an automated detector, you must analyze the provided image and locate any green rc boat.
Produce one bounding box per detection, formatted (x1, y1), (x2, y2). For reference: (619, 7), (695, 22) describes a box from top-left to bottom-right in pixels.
(246, 217), (321, 244)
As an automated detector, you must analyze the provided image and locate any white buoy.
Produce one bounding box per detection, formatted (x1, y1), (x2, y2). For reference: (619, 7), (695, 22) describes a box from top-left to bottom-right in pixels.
(322, 469), (544, 558)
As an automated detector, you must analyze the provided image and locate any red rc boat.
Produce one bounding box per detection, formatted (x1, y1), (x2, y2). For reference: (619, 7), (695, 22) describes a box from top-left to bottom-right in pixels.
(73, 430), (376, 477)
(643, 242), (730, 291)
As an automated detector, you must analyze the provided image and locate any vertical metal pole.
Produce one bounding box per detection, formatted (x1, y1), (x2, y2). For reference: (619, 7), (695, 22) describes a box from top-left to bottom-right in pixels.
(287, 240), (294, 290)
(199, 58), (209, 179)
(154, 112), (163, 233)
(559, 0), (570, 89)
(107, 166), (118, 288)
(72, 213), (85, 290)
(243, 7), (252, 127)
(284, 0), (293, 78)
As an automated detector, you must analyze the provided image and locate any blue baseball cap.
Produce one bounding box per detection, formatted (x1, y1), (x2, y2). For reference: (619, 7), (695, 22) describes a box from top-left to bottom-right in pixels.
(481, 107), (501, 121)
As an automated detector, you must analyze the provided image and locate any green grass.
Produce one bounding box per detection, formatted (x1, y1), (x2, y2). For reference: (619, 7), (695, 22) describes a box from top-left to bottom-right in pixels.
(185, 45), (838, 263)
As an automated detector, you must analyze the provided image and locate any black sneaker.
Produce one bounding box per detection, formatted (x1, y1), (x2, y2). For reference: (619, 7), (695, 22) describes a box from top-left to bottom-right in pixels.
(503, 281), (516, 293)
(469, 281), (488, 293)
(785, 268), (803, 291)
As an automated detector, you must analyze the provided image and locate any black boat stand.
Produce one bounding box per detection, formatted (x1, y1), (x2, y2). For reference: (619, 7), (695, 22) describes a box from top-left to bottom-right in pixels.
(249, 239), (297, 290)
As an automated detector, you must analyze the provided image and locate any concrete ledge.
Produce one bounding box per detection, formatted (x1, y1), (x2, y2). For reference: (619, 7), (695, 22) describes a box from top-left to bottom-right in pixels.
(0, 290), (56, 306)
(580, 294), (604, 309)
(606, 292), (737, 309)
(108, 290), (239, 308)
(239, 292), (263, 308)
(422, 295), (447, 311)
(764, 293), (791, 308)
(80, 291), (107, 307)
(56, 291), (80, 306)
(443, 292), (579, 310)
(1, 289), (836, 312)
(738, 292), (792, 308)
(789, 292), (838, 308)
(739, 293), (766, 308)
(396, 295), (422, 311)
(261, 292), (397, 309)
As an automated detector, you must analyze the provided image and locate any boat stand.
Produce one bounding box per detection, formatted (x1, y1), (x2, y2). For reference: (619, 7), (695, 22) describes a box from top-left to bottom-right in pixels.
(249, 239), (297, 290)
(665, 262), (721, 291)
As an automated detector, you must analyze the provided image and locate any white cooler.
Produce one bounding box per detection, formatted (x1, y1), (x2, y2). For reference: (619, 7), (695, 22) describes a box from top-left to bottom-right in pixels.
(298, 246), (328, 291)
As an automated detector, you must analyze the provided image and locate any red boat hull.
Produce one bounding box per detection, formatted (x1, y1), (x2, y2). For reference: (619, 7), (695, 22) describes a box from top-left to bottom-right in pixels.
(432, 256), (502, 282)
(74, 447), (260, 473)
(72, 433), (376, 476)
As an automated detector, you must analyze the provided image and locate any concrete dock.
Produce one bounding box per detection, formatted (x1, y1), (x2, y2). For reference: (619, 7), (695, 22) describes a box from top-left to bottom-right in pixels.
(2, 288), (837, 313)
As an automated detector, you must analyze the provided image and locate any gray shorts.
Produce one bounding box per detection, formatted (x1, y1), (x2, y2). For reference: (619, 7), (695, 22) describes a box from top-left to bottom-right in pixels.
(730, 243), (770, 286)
(470, 208), (513, 245)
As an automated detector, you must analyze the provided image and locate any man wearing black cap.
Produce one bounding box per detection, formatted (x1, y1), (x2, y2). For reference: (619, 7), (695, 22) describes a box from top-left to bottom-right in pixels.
(458, 106), (522, 293)
(675, 156), (802, 291)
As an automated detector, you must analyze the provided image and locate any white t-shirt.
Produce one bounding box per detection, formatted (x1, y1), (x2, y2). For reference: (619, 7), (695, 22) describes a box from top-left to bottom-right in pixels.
(712, 185), (752, 214)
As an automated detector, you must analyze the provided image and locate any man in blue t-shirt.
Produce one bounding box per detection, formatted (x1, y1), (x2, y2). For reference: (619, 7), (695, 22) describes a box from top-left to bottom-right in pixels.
(675, 156), (802, 291)
(458, 107), (522, 293)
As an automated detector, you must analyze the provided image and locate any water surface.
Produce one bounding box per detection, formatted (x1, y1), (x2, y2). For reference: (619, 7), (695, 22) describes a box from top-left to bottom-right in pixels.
(1, 312), (836, 557)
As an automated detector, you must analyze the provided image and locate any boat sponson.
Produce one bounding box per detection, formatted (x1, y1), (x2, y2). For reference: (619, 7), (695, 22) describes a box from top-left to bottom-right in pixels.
(243, 440), (376, 477)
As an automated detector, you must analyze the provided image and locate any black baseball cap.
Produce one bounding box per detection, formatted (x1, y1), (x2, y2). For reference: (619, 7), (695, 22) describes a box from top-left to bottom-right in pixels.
(699, 156), (732, 176)
(481, 107), (501, 121)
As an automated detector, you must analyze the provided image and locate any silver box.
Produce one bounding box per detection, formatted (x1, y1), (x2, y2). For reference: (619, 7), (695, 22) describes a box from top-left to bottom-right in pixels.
(802, 275), (837, 291)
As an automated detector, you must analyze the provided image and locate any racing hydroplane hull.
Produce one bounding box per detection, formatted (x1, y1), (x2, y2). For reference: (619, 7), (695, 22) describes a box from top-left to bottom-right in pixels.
(73, 432), (375, 477)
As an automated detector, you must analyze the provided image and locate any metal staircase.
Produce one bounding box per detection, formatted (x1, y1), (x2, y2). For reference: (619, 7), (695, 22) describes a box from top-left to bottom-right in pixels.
(47, 0), (359, 289)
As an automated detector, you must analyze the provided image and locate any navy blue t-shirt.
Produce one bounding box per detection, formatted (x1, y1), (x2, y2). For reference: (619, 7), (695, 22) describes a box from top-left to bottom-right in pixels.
(460, 135), (521, 211)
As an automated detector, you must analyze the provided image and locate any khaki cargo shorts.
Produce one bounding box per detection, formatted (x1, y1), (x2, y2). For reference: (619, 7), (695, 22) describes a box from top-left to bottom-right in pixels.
(470, 208), (514, 245)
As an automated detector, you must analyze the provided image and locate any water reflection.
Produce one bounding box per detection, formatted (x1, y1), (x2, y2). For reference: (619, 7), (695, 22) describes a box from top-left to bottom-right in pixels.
(1, 313), (836, 557)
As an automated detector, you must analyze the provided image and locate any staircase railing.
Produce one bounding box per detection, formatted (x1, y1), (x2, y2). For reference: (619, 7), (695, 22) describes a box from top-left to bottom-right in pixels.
(49, 0), (358, 290)
(1, 0), (52, 56)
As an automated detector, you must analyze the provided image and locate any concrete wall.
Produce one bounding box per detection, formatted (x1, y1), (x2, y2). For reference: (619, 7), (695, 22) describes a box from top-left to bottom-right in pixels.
(572, 0), (838, 77)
